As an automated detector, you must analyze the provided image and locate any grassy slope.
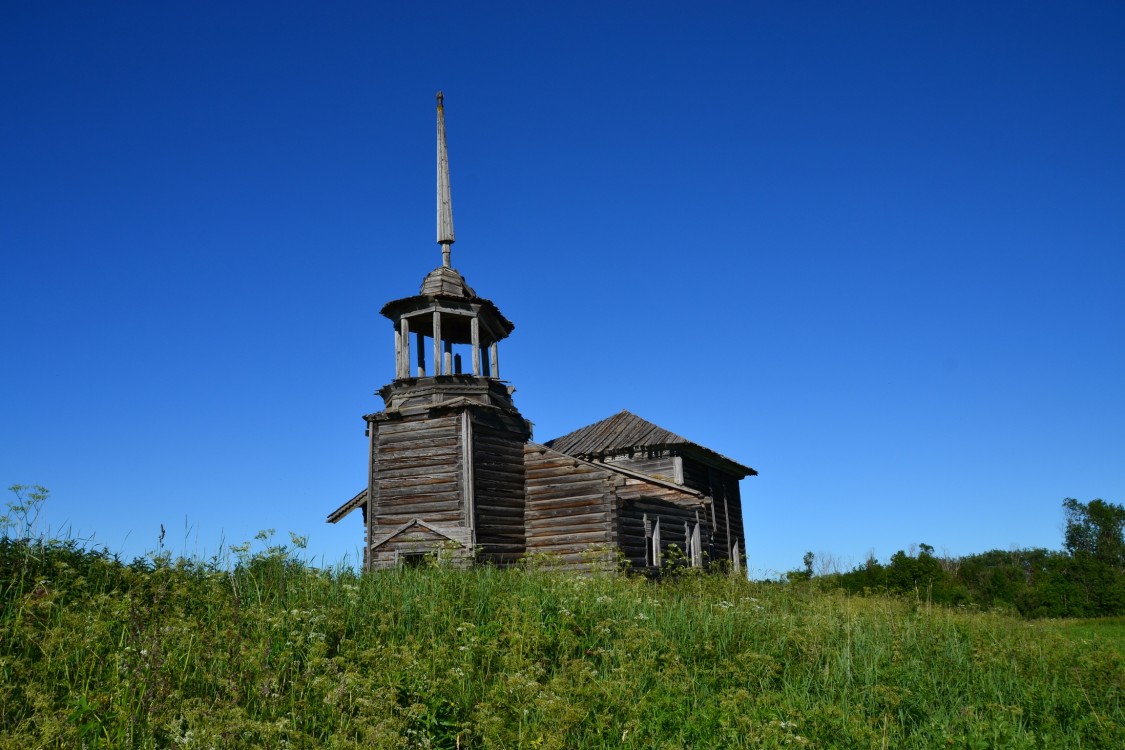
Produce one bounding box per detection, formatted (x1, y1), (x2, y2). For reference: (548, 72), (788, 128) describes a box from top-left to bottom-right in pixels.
(2, 541), (1124, 749)
(1050, 617), (1125, 649)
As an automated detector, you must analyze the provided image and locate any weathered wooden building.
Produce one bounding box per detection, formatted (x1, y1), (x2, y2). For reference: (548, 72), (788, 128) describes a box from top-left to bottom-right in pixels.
(327, 94), (756, 571)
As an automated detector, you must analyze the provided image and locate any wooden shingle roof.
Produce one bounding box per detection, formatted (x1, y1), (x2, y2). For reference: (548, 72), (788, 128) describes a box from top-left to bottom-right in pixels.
(545, 410), (756, 478)
(419, 266), (476, 298)
(379, 265), (515, 340)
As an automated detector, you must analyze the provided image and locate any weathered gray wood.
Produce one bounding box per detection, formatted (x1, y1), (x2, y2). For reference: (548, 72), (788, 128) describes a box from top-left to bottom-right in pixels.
(716, 468), (732, 559)
(377, 474), (460, 489)
(344, 101), (754, 571)
(436, 91), (455, 248)
(472, 422), (527, 560)
(379, 431), (461, 449)
(376, 507), (464, 524)
(377, 512), (464, 527)
(525, 471), (617, 488)
(378, 449), (460, 465)
(528, 529), (611, 545)
(394, 324), (403, 379)
(526, 500), (613, 518)
(380, 427), (460, 444)
(524, 444), (616, 557)
(527, 517), (612, 537)
(525, 494), (616, 512)
(461, 411), (475, 544)
(379, 419), (460, 441)
(377, 457), (460, 475)
(606, 454), (677, 480)
(432, 311), (442, 375)
(471, 316), (480, 375)
(368, 409), (465, 562)
(400, 316), (411, 378)
(375, 483), (459, 508)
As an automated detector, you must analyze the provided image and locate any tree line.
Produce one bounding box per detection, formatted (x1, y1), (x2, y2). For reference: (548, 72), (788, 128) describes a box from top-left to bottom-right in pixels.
(791, 498), (1125, 618)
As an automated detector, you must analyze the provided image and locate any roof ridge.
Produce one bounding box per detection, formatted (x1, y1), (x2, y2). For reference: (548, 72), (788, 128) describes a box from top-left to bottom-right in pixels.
(544, 410), (755, 477)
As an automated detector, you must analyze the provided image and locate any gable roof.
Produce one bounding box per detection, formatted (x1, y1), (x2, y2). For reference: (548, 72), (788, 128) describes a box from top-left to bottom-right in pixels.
(544, 410), (756, 478)
(368, 518), (469, 550)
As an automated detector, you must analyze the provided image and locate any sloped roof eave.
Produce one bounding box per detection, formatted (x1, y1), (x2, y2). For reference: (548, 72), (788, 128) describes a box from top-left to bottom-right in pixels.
(327, 488), (368, 524)
(526, 442), (706, 510)
(379, 294), (515, 336)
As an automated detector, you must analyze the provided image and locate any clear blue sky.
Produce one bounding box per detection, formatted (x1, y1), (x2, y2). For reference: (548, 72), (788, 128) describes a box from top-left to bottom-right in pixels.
(3, 1), (1123, 577)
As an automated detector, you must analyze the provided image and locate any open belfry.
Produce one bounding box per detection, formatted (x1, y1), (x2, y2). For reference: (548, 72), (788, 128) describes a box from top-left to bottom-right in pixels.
(327, 94), (756, 571)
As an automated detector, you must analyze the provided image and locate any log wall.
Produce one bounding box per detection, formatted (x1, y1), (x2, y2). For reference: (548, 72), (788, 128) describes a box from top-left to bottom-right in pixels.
(603, 452), (677, 483)
(717, 469), (747, 565)
(680, 457), (747, 564)
(472, 418), (527, 564)
(367, 524), (474, 569)
(617, 498), (705, 571)
(524, 444), (619, 568)
(371, 414), (466, 542)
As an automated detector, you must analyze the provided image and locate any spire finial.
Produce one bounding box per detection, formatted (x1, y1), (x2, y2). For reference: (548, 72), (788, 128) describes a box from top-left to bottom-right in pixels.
(436, 90), (454, 267)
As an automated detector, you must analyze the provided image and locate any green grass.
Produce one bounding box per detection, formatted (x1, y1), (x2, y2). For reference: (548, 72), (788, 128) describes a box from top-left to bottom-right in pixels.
(3, 538), (1125, 749)
(1048, 616), (1125, 655)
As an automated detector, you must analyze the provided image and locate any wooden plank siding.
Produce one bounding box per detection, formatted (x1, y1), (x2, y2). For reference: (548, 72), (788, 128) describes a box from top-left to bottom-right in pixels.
(617, 498), (706, 571)
(678, 456), (747, 565)
(538, 410), (754, 571)
(367, 523), (473, 568)
(524, 444), (620, 568)
(333, 403), (751, 573)
(719, 470), (747, 567)
(603, 452), (678, 483)
(371, 415), (466, 551)
(472, 419), (527, 563)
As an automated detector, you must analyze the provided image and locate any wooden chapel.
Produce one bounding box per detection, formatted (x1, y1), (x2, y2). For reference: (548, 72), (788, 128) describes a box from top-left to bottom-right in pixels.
(327, 94), (756, 572)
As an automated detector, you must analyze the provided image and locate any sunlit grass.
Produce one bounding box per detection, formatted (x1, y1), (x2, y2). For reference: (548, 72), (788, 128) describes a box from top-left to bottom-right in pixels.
(2, 534), (1124, 748)
(1048, 616), (1125, 656)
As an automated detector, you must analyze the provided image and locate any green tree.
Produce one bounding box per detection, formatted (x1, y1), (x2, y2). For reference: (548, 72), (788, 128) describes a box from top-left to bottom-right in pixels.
(784, 551), (815, 583)
(1056, 498), (1125, 616)
(1063, 497), (1125, 569)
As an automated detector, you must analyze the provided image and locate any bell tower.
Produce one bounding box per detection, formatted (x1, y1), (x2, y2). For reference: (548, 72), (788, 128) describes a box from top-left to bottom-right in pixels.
(361, 93), (531, 569)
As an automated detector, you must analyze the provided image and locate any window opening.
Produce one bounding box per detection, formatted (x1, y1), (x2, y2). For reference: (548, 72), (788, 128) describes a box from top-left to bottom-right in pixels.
(398, 552), (428, 568)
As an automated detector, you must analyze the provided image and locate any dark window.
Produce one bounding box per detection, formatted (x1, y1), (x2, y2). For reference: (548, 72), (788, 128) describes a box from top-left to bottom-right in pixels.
(399, 552), (428, 568)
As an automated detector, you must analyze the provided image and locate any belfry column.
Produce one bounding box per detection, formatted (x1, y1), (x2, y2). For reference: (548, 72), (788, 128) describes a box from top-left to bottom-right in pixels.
(433, 311), (442, 375)
(400, 317), (411, 378)
(470, 317), (481, 375)
(394, 322), (403, 378)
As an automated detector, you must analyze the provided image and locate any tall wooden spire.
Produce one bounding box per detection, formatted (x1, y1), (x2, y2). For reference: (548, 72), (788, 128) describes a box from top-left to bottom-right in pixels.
(436, 91), (455, 268)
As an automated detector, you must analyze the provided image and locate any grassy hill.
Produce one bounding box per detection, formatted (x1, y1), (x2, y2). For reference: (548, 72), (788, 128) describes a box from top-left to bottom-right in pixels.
(3, 536), (1124, 749)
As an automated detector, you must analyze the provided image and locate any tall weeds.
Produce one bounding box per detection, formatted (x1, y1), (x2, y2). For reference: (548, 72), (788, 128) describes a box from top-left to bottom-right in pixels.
(2, 530), (1124, 747)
